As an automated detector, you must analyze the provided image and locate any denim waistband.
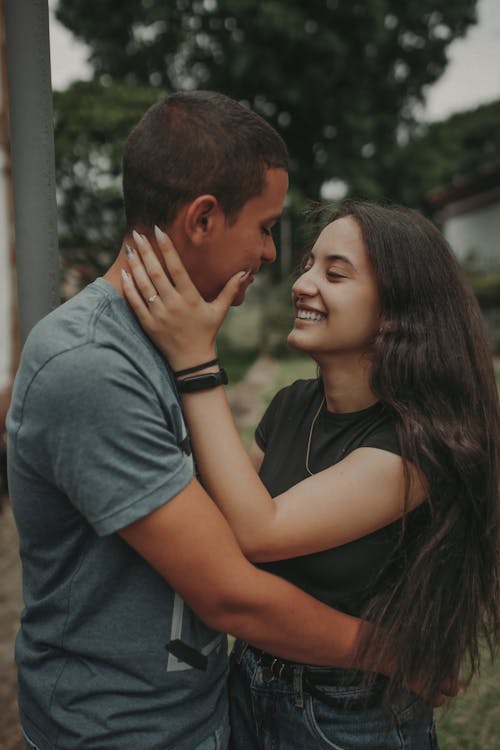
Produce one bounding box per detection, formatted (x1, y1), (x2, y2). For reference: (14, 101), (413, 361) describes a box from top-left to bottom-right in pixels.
(235, 643), (387, 711)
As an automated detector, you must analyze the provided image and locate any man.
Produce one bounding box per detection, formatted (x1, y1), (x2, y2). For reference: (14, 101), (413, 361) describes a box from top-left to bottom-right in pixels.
(8, 91), (369, 750)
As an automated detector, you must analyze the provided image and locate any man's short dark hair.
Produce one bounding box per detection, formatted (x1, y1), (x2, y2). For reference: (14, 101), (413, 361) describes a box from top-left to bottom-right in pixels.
(123, 90), (288, 229)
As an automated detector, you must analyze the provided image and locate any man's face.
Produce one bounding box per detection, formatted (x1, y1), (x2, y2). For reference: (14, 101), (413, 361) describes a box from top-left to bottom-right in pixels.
(187, 168), (289, 304)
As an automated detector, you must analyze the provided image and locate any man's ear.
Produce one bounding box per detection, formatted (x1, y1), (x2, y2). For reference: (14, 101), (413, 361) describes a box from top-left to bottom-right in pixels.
(184, 195), (221, 246)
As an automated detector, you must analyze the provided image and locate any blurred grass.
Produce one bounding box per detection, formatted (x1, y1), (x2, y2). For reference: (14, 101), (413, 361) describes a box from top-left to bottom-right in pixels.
(231, 351), (500, 749)
(436, 656), (500, 750)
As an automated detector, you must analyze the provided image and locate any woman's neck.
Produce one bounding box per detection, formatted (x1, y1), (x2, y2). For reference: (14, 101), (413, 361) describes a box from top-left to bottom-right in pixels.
(316, 353), (378, 413)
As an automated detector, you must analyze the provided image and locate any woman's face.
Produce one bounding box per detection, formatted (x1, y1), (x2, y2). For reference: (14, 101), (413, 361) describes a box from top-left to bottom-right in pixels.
(288, 216), (381, 359)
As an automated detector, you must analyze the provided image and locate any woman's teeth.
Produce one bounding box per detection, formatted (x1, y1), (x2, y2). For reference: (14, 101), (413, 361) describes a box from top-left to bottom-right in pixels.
(297, 309), (325, 322)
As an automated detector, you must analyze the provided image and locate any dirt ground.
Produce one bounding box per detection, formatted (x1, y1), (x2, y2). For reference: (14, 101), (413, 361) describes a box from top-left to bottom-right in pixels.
(0, 497), (23, 750)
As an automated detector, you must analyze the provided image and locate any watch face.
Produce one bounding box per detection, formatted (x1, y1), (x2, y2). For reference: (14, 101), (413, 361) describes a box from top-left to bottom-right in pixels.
(179, 369), (228, 393)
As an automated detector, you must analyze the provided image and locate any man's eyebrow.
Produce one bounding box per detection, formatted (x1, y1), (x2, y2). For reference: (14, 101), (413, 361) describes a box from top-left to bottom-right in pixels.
(265, 214), (282, 224)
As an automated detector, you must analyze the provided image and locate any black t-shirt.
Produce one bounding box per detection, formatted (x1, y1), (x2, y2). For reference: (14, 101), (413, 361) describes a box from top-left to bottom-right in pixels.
(256, 379), (426, 617)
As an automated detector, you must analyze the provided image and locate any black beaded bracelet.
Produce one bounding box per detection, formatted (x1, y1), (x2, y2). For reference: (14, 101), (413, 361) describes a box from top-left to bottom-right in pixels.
(173, 358), (219, 377)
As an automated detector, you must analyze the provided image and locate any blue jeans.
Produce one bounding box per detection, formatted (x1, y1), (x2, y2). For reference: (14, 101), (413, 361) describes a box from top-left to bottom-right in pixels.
(229, 642), (439, 750)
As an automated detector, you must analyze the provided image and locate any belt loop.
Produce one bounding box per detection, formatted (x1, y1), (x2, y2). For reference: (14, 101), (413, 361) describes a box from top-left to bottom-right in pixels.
(233, 641), (249, 666)
(293, 665), (304, 709)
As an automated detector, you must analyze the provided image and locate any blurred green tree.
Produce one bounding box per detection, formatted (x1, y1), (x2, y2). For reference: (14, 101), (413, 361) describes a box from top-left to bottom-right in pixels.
(55, 0), (477, 201)
(54, 82), (160, 277)
(385, 99), (500, 213)
(53, 0), (479, 278)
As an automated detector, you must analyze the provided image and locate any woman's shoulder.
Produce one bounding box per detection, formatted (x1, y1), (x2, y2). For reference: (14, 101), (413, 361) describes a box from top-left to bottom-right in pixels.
(256, 379), (320, 450)
(273, 378), (321, 404)
(263, 378), (321, 419)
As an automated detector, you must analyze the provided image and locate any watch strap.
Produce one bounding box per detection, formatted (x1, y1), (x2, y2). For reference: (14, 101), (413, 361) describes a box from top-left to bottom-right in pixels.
(176, 368), (228, 393)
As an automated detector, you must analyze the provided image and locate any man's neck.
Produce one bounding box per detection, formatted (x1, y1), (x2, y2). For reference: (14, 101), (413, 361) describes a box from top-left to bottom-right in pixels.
(103, 244), (128, 295)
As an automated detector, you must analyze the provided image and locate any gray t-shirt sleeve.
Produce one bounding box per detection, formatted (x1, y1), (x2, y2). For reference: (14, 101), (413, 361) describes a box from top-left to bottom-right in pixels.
(18, 343), (193, 535)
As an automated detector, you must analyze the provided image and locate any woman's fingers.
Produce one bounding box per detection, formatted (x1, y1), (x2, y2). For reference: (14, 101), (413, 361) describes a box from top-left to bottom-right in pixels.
(131, 230), (176, 301)
(124, 243), (160, 305)
(153, 225), (199, 297)
(215, 270), (251, 311)
(120, 268), (154, 329)
(127, 226), (247, 313)
(122, 227), (248, 362)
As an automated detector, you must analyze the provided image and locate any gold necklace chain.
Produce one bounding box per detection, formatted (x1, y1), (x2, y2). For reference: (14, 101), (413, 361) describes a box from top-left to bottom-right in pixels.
(305, 396), (325, 476)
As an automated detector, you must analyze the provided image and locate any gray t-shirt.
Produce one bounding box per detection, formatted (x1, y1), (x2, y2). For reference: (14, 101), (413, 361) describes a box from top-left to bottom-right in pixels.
(7, 279), (228, 750)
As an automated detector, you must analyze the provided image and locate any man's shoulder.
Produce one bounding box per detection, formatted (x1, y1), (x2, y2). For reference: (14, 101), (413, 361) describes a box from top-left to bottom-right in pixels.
(22, 280), (113, 363)
(20, 280), (161, 379)
(11, 281), (177, 426)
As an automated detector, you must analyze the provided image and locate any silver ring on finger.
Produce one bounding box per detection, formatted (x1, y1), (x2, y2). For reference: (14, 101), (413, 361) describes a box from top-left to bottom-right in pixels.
(147, 293), (159, 304)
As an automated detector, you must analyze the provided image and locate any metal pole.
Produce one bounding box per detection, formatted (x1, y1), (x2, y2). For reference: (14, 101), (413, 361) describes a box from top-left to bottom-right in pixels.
(4, 0), (59, 345)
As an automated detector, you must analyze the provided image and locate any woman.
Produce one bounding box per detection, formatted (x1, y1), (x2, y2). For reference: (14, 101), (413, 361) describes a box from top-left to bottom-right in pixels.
(121, 201), (499, 749)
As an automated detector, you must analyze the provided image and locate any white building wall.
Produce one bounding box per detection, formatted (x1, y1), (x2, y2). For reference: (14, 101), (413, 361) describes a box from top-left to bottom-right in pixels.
(444, 202), (500, 270)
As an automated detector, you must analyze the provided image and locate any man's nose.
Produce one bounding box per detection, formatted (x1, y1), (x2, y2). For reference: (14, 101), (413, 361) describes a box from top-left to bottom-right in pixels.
(262, 241), (277, 264)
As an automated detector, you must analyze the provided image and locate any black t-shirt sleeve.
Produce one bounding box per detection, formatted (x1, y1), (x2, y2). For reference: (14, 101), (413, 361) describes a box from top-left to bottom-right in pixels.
(255, 389), (285, 452)
(361, 422), (401, 456)
(361, 421), (435, 486)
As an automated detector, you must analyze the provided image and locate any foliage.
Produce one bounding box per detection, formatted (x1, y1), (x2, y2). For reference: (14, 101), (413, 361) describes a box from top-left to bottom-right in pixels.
(434, 644), (500, 748)
(216, 346), (259, 384)
(217, 272), (299, 355)
(386, 99), (500, 212)
(54, 0), (500, 290)
(54, 81), (160, 276)
(54, 0), (478, 205)
(468, 271), (500, 310)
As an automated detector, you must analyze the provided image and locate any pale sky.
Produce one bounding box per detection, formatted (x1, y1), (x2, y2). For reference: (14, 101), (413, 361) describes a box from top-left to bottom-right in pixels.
(48, 0), (500, 123)
(422, 0), (500, 120)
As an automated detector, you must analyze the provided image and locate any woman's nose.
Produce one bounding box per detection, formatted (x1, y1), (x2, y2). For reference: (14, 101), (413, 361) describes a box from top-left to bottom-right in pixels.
(292, 271), (317, 298)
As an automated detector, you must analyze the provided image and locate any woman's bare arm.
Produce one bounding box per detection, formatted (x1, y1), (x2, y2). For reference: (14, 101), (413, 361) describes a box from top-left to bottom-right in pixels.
(122, 229), (427, 562)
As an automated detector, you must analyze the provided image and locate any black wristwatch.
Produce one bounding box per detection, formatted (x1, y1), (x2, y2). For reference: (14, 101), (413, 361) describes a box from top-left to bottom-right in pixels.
(176, 368), (228, 393)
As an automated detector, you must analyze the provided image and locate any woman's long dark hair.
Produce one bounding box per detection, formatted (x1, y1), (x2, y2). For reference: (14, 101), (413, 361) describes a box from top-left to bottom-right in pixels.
(323, 201), (499, 703)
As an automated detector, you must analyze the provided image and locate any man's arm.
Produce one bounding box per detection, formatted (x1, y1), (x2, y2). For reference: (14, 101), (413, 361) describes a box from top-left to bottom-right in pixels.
(119, 476), (374, 670)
